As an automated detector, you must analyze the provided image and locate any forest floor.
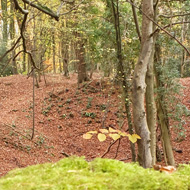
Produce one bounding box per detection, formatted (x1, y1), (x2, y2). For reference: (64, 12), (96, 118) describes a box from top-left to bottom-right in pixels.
(0, 73), (190, 177)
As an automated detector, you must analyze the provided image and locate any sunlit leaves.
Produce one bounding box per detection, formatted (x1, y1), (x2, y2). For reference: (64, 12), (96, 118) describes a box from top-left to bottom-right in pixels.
(109, 127), (117, 133)
(127, 134), (141, 143)
(98, 133), (106, 142)
(83, 127), (141, 143)
(83, 133), (93, 140)
(99, 129), (109, 133)
(109, 133), (120, 141)
(119, 131), (128, 137)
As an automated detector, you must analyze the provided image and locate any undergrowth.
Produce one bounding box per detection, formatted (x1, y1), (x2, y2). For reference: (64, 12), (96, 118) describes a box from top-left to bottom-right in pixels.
(0, 157), (190, 190)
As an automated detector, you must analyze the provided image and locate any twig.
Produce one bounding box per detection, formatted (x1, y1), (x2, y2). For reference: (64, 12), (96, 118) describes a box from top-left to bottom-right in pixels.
(60, 0), (84, 15)
(0, 57), (12, 76)
(119, 157), (131, 161)
(159, 12), (190, 18)
(152, 21), (190, 36)
(101, 139), (119, 158)
(12, 0), (41, 71)
(0, 36), (21, 62)
(60, 151), (70, 157)
(1, 123), (38, 146)
(114, 138), (121, 159)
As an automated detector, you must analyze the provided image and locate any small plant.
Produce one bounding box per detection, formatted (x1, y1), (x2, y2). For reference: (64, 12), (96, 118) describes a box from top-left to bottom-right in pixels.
(75, 90), (80, 95)
(11, 123), (16, 128)
(12, 109), (18, 112)
(25, 145), (31, 152)
(99, 104), (106, 111)
(44, 145), (54, 149)
(66, 99), (72, 104)
(47, 105), (52, 110)
(9, 131), (18, 137)
(83, 127), (141, 143)
(83, 112), (96, 119)
(42, 110), (49, 116)
(86, 97), (93, 109)
(36, 135), (45, 146)
(61, 114), (67, 119)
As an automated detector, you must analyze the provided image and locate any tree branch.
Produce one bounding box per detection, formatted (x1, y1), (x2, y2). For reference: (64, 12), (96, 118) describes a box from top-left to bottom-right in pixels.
(21, 0), (59, 21)
(13, 0), (41, 70)
(130, 0), (141, 42)
(60, 0), (84, 16)
(159, 12), (190, 18)
(101, 139), (119, 158)
(0, 36), (21, 62)
(125, 0), (190, 56)
(151, 21), (190, 36)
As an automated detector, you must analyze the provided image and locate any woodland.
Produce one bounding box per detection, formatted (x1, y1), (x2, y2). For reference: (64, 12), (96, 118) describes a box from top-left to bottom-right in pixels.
(0, 0), (190, 185)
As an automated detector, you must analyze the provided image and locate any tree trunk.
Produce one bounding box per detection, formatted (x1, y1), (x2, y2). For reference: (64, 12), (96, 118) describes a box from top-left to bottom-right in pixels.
(1, 0), (8, 65)
(132, 0), (153, 168)
(52, 32), (56, 73)
(154, 42), (175, 166)
(145, 50), (156, 165)
(61, 40), (69, 77)
(111, 0), (136, 162)
(10, 1), (18, 74)
(75, 32), (88, 84)
(1, 0), (8, 46)
(145, 1), (158, 165)
(180, 17), (187, 78)
(58, 42), (62, 73)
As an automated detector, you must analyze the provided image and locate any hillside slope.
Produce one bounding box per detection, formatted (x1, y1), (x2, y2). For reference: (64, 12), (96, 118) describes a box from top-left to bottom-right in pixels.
(0, 74), (189, 176)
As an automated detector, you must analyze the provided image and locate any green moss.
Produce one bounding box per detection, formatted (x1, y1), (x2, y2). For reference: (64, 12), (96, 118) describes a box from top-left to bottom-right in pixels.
(0, 157), (190, 190)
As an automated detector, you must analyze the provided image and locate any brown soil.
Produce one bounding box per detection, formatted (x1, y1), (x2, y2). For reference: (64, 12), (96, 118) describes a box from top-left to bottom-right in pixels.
(0, 74), (189, 177)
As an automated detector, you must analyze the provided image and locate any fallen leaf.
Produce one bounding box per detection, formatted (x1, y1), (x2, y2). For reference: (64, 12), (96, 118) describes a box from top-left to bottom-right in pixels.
(109, 133), (120, 141)
(109, 127), (118, 133)
(160, 166), (176, 174)
(98, 133), (106, 142)
(83, 133), (93, 140)
(119, 131), (128, 137)
(87, 131), (98, 134)
(99, 129), (109, 133)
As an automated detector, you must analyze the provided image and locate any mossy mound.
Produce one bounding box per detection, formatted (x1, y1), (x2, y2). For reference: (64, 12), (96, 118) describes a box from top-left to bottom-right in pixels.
(0, 157), (190, 190)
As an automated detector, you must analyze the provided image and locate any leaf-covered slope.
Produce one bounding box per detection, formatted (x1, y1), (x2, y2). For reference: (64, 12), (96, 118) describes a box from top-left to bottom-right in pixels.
(0, 157), (190, 190)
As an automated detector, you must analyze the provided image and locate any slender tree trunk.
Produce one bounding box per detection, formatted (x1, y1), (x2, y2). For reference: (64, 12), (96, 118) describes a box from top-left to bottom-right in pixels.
(52, 32), (56, 73)
(1, 0), (8, 46)
(145, 50), (156, 165)
(180, 17), (187, 78)
(132, 0), (153, 168)
(1, 0), (8, 65)
(154, 42), (175, 166)
(10, 1), (18, 74)
(111, 0), (136, 162)
(23, 53), (26, 72)
(145, 1), (158, 165)
(59, 42), (62, 73)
